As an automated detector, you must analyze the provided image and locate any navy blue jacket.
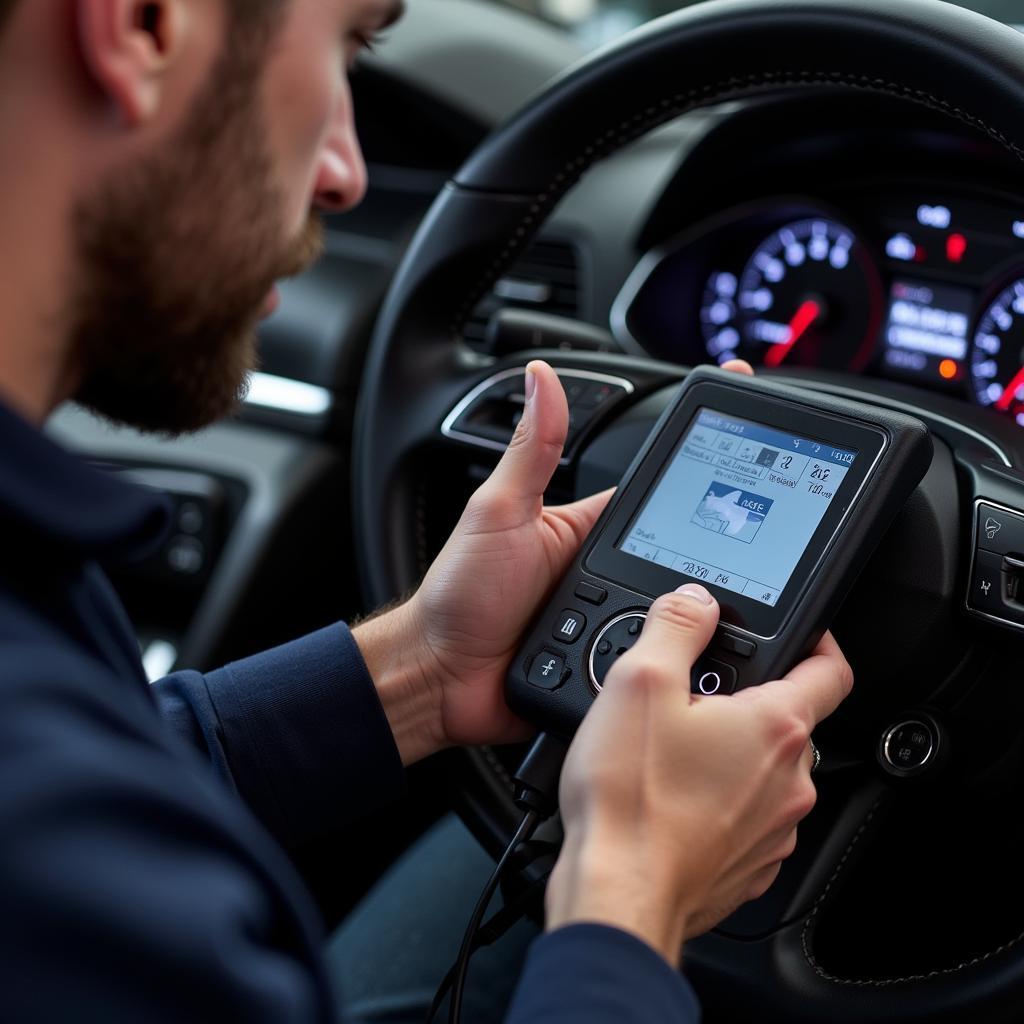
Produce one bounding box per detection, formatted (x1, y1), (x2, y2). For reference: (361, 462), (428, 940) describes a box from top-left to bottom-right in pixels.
(0, 400), (700, 1022)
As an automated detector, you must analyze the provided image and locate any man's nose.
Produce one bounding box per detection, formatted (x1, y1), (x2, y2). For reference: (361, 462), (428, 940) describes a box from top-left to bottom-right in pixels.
(314, 122), (368, 214)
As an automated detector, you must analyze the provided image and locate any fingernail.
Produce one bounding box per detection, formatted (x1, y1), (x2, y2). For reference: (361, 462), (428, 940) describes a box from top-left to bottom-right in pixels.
(524, 367), (537, 405)
(675, 583), (713, 605)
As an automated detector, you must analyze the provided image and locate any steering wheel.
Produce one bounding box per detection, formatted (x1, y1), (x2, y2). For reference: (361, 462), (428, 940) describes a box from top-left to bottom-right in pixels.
(353, 1), (1024, 1019)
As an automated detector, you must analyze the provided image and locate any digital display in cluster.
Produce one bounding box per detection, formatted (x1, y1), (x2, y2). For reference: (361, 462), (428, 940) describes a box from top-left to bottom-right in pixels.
(881, 279), (974, 388)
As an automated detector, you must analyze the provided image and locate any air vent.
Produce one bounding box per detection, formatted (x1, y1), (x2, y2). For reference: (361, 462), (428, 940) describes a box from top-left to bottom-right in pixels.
(463, 239), (581, 352)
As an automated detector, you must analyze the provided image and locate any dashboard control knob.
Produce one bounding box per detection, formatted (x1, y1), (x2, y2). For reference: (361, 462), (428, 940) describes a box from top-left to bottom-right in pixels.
(879, 716), (940, 777)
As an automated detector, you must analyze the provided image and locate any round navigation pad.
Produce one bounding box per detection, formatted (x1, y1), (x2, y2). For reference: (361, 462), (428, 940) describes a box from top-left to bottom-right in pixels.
(588, 611), (647, 691)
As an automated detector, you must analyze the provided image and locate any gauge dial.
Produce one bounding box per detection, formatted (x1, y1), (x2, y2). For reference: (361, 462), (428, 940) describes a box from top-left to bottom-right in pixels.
(731, 218), (882, 370)
(971, 278), (1024, 418)
(699, 271), (743, 363)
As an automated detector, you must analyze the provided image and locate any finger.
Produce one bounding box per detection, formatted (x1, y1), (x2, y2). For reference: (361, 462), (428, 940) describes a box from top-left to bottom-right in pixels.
(721, 359), (755, 377)
(749, 630), (853, 729)
(546, 487), (616, 548)
(484, 361), (568, 507)
(614, 585), (720, 683)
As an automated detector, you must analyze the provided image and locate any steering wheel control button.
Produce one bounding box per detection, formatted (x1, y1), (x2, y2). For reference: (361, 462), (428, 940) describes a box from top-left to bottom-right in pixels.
(976, 502), (1024, 556)
(574, 581), (608, 606)
(176, 501), (205, 535)
(588, 612), (647, 691)
(715, 631), (756, 659)
(166, 536), (206, 576)
(690, 657), (738, 696)
(553, 609), (587, 644)
(527, 652), (567, 691)
(881, 718), (937, 776)
(969, 549), (1009, 615)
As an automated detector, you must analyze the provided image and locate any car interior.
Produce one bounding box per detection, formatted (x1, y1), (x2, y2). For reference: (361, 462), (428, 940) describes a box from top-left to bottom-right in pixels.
(49, 0), (1024, 1019)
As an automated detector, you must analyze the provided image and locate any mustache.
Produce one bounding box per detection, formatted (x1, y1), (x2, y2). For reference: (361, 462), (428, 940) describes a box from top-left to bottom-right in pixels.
(276, 214), (326, 280)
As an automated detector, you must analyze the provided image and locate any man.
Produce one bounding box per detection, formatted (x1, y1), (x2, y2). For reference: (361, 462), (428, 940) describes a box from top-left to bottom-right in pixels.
(0, 0), (852, 1021)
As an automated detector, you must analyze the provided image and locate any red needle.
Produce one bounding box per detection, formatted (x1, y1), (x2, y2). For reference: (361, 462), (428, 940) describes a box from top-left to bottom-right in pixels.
(996, 366), (1024, 411)
(764, 299), (822, 368)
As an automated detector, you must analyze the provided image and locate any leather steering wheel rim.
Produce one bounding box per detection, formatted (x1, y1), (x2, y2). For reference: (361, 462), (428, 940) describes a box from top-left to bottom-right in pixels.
(353, 2), (1024, 1019)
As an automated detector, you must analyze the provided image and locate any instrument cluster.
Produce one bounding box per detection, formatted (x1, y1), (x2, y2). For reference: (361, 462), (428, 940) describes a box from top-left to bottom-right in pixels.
(612, 189), (1024, 423)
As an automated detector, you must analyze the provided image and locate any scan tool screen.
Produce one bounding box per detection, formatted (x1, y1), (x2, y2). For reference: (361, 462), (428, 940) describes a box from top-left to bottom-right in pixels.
(619, 409), (858, 606)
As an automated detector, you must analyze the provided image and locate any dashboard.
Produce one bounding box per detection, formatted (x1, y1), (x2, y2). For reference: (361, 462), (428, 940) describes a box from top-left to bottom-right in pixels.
(614, 185), (1024, 424)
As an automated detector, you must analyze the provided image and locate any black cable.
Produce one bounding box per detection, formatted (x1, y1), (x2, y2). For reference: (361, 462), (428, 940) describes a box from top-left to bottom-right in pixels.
(447, 809), (538, 1024)
(430, 733), (569, 1024)
(424, 862), (553, 1024)
(512, 732), (569, 817)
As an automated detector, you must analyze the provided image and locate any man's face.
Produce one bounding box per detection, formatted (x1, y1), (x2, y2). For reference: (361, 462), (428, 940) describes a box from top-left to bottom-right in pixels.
(71, 0), (391, 435)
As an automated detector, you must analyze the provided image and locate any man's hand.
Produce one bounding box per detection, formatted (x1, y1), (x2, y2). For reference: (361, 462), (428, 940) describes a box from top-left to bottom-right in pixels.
(354, 358), (752, 764)
(545, 585), (853, 964)
(353, 360), (611, 763)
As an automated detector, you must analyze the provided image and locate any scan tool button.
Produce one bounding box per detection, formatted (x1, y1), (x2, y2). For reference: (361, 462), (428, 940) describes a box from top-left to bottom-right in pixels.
(716, 632), (756, 659)
(527, 652), (566, 691)
(690, 657), (738, 696)
(589, 612), (647, 692)
(553, 609), (587, 644)
(574, 581), (608, 605)
(697, 672), (722, 695)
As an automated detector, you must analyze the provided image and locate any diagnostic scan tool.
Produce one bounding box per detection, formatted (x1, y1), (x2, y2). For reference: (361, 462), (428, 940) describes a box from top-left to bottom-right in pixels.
(506, 367), (932, 737)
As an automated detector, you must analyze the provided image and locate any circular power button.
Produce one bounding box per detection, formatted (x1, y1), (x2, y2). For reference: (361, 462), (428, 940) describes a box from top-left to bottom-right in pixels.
(698, 672), (722, 695)
(880, 718), (937, 776)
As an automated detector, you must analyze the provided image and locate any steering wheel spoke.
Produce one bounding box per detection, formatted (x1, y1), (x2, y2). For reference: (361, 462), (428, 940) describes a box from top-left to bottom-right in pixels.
(438, 355), (663, 467)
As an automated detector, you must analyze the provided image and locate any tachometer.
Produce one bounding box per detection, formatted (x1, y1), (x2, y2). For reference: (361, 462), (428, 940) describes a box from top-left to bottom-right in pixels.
(732, 218), (882, 370)
(971, 278), (1024, 419)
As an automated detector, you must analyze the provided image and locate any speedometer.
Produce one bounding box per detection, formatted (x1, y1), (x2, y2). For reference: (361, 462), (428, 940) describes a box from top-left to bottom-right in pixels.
(971, 278), (1024, 418)
(732, 219), (882, 371)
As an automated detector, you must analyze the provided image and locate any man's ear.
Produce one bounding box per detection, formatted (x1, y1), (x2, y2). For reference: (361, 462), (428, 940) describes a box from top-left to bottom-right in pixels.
(75, 0), (186, 126)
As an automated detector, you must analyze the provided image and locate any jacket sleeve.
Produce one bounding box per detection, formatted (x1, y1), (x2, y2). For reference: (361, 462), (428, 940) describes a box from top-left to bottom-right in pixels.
(504, 924), (702, 1024)
(0, 648), (337, 1024)
(152, 623), (407, 848)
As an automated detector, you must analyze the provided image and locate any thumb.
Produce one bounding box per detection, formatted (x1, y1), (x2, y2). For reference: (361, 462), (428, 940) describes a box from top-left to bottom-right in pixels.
(484, 360), (568, 508)
(615, 585), (720, 685)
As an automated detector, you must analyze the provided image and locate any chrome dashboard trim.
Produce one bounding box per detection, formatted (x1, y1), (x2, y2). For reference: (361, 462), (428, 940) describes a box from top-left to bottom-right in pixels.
(440, 366), (636, 464)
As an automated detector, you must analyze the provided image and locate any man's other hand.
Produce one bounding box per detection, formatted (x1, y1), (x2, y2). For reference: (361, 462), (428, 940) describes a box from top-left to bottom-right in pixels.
(545, 586), (853, 964)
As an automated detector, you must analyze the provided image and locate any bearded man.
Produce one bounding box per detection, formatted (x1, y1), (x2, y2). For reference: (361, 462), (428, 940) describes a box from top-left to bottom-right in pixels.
(0, 1), (851, 1021)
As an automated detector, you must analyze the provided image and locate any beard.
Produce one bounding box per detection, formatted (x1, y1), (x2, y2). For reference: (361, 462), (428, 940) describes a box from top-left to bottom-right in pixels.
(70, 37), (324, 436)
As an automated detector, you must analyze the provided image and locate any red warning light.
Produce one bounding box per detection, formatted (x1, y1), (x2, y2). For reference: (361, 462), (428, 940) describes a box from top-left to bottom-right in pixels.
(939, 359), (958, 381)
(946, 233), (968, 263)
